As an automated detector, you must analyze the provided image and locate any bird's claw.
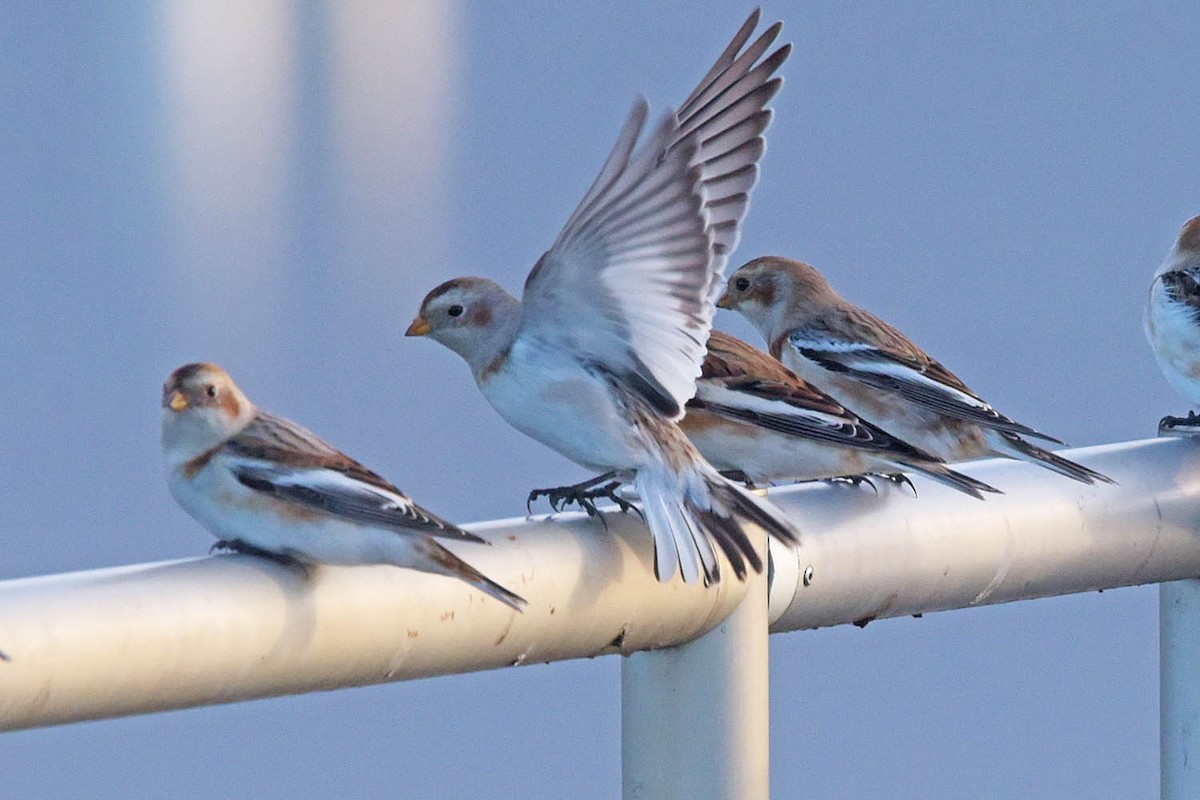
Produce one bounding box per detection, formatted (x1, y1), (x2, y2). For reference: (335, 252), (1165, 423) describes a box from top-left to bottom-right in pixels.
(881, 472), (919, 497)
(209, 539), (301, 566)
(1160, 410), (1200, 436)
(826, 474), (879, 495)
(718, 469), (757, 488)
(527, 479), (644, 527)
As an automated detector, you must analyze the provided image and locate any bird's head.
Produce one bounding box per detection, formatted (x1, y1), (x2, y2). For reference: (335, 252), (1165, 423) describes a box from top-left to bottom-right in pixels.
(161, 362), (254, 461)
(406, 277), (522, 376)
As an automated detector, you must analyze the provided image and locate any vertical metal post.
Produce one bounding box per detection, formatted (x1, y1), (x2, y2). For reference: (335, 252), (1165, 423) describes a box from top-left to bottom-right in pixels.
(621, 546), (769, 800)
(1161, 579), (1200, 799)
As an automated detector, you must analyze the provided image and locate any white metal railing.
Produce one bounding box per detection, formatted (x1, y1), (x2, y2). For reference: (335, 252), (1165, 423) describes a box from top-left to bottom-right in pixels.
(1, 435), (1199, 798)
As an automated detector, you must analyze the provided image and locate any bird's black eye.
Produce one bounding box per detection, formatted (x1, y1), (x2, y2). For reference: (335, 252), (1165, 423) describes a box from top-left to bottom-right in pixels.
(734, 277), (750, 291)
(447, 304), (464, 317)
(205, 384), (218, 398)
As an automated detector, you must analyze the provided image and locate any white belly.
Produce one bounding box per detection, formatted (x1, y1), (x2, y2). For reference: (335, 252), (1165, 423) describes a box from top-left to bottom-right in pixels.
(479, 339), (645, 471)
(1147, 284), (1200, 405)
(168, 460), (424, 567)
(682, 407), (880, 483)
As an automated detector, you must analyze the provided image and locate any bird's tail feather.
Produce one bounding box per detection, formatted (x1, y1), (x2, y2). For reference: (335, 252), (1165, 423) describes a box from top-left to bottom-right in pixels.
(636, 460), (799, 586)
(638, 482), (717, 584)
(419, 538), (527, 611)
(993, 432), (1115, 486)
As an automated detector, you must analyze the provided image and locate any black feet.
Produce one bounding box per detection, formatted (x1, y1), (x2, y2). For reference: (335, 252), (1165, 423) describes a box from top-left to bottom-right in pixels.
(718, 469), (757, 488)
(824, 472), (917, 496)
(881, 472), (919, 497)
(1160, 410), (1200, 436)
(825, 474), (879, 494)
(209, 539), (301, 566)
(526, 472), (643, 524)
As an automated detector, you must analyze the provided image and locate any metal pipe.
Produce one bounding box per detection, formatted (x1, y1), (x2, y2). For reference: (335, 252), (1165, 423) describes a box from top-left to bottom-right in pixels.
(1, 437), (1198, 732)
(622, 536), (770, 800)
(0, 511), (747, 730)
(767, 437), (1200, 632)
(1161, 579), (1200, 799)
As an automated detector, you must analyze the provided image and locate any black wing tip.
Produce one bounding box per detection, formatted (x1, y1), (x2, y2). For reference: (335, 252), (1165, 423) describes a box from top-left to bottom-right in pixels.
(737, 9), (764, 46)
(430, 517), (488, 543)
(1027, 429), (1067, 446)
(488, 582), (529, 611)
(1001, 433), (1116, 485)
(763, 42), (792, 73)
(935, 466), (1004, 500)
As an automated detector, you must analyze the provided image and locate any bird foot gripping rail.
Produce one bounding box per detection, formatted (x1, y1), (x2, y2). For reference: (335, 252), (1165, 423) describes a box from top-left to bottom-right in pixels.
(2, 436), (1200, 798)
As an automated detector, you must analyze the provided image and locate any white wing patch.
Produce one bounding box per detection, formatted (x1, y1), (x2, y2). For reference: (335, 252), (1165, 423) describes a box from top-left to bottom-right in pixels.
(787, 333), (1060, 441)
(695, 382), (851, 432)
(228, 457), (480, 540)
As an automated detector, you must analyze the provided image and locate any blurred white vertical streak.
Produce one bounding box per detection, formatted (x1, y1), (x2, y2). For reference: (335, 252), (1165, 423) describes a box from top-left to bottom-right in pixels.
(162, 0), (295, 359)
(327, 0), (459, 326)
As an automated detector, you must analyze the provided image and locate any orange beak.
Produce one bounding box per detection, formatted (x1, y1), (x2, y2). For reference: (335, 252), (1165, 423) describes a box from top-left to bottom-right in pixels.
(715, 289), (733, 309)
(166, 390), (188, 412)
(405, 315), (431, 337)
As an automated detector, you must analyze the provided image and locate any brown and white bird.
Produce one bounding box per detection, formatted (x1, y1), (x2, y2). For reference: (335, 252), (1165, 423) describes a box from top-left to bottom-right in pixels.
(717, 257), (1113, 485)
(161, 363), (526, 610)
(407, 11), (797, 586)
(682, 330), (1001, 497)
(1145, 215), (1200, 433)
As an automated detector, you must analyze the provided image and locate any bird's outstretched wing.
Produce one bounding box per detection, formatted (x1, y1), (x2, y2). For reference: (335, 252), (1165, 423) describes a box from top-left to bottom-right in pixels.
(519, 11), (789, 419)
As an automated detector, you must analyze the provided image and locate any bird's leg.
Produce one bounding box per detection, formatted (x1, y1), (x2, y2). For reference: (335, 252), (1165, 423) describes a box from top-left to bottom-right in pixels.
(719, 469), (757, 488)
(1160, 410), (1200, 436)
(528, 472), (617, 515)
(209, 539), (302, 566)
(527, 471), (643, 521)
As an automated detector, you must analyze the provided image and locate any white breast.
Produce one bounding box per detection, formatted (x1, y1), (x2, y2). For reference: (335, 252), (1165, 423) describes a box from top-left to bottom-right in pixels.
(1147, 283), (1200, 405)
(478, 337), (646, 472)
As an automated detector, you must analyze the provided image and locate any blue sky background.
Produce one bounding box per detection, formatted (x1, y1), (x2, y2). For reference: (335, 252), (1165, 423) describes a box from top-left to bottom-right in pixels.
(2, 2), (1193, 796)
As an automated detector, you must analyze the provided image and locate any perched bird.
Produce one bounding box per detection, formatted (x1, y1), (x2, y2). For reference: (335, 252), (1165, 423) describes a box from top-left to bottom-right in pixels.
(682, 330), (1001, 498)
(161, 363), (525, 610)
(717, 257), (1113, 484)
(1145, 215), (1200, 433)
(407, 11), (797, 586)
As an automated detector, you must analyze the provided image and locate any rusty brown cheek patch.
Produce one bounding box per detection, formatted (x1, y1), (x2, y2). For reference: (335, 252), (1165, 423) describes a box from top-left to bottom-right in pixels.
(470, 304), (492, 327)
(219, 393), (241, 419)
(748, 281), (775, 307)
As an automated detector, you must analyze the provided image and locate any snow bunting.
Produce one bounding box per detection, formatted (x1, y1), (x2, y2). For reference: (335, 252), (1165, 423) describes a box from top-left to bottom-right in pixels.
(718, 257), (1114, 485)
(407, 11), (797, 585)
(682, 330), (1001, 497)
(161, 363), (525, 610)
(1145, 215), (1200, 433)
